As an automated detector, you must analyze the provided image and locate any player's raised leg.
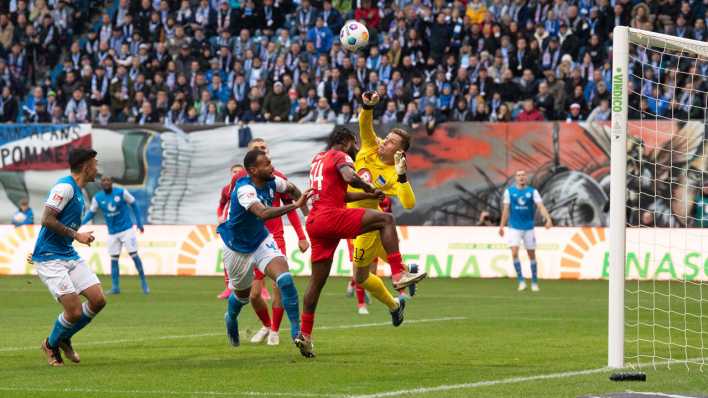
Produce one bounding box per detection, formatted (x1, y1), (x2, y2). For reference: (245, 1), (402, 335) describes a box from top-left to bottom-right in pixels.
(358, 209), (425, 290)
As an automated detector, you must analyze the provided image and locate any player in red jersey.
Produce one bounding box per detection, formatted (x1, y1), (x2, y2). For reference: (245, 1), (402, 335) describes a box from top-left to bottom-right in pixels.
(217, 138), (309, 346)
(294, 127), (420, 358)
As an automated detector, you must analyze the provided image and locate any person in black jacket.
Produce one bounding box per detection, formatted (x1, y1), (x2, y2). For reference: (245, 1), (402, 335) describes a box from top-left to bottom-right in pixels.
(1, 85), (18, 122)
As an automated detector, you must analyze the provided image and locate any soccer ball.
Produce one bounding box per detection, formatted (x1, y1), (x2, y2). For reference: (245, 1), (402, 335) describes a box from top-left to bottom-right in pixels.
(340, 20), (369, 52)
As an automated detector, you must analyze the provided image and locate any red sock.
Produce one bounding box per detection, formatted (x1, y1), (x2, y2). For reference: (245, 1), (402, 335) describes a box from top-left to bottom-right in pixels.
(349, 278), (355, 288)
(387, 252), (405, 277)
(223, 269), (229, 287)
(271, 306), (284, 332)
(255, 308), (271, 328)
(301, 312), (315, 337)
(355, 283), (366, 305)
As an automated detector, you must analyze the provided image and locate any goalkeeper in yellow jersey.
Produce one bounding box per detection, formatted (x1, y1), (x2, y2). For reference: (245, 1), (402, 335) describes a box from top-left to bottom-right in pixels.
(346, 91), (427, 314)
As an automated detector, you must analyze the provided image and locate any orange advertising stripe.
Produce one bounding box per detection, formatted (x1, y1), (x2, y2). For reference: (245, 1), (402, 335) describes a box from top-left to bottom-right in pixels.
(0, 267), (10, 275)
(597, 228), (606, 241)
(0, 242), (9, 254)
(560, 272), (580, 280)
(177, 254), (196, 265)
(16, 227), (26, 240)
(582, 227), (596, 245)
(187, 230), (204, 248)
(571, 233), (589, 251)
(180, 241), (199, 256)
(196, 225), (212, 243)
(562, 244), (582, 259)
(7, 236), (17, 248)
(399, 226), (409, 240)
(0, 255), (10, 263)
(177, 268), (196, 276)
(561, 257), (581, 269)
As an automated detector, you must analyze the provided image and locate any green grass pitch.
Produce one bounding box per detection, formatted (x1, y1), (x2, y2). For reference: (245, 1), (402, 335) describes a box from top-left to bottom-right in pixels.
(1, 276), (706, 397)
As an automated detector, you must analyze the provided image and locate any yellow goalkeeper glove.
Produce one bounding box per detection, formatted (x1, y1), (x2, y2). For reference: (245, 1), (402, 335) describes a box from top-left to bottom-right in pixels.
(394, 150), (408, 182)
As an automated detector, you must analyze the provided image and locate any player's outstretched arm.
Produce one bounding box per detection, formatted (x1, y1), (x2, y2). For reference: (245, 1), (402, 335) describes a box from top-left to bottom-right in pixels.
(248, 189), (313, 221)
(42, 207), (94, 245)
(393, 151), (416, 209)
(338, 164), (375, 193)
(345, 190), (384, 203)
(359, 91), (380, 150)
(81, 196), (98, 225)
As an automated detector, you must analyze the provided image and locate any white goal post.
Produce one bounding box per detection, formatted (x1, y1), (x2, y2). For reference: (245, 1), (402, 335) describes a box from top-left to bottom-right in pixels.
(609, 26), (708, 369)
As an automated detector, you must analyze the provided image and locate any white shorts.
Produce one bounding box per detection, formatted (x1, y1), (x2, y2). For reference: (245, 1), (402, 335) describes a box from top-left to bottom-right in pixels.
(506, 228), (537, 249)
(108, 229), (138, 257)
(223, 235), (285, 291)
(36, 258), (101, 300)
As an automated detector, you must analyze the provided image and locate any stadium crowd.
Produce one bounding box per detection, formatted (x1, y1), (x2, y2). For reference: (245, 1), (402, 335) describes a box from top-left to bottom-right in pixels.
(0, 0), (706, 126)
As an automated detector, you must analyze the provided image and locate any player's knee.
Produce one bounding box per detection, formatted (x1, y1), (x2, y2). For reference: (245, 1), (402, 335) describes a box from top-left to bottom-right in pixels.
(66, 306), (83, 323)
(92, 297), (107, 313)
(380, 212), (395, 226)
(249, 289), (261, 301)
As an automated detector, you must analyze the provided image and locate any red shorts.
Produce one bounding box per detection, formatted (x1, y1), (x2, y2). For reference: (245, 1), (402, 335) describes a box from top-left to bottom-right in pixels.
(307, 207), (366, 263)
(254, 236), (287, 280)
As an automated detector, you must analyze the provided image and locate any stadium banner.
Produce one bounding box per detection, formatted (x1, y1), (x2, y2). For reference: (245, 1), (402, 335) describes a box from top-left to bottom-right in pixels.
(2, 225), (707, 281)
(1, 120), (702, 227)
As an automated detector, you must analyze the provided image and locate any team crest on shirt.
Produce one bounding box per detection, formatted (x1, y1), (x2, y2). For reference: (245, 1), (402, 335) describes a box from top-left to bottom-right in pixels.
(376, 176), (386, 186)
(358, 168), (372, 183)
(114, 195), (121, 202)
(525, 192), (531, 198)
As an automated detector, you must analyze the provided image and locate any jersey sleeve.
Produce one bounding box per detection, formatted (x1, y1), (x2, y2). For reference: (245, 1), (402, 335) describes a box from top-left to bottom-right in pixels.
(123, 189), (136, 204)
(45, 183), (74, 212)
(533, 189), (543, 204)
(333, 151), (354, 170)
(358, 108), (379, 150)
(502, 189), (510, 204)
(274, 176), (289, 193)
(237, 184), (260, 210)
(89, 197), (98, 212)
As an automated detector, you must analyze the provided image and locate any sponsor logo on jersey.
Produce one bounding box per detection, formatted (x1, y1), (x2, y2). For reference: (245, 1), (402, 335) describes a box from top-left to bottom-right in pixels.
(376, 175), (386, 186)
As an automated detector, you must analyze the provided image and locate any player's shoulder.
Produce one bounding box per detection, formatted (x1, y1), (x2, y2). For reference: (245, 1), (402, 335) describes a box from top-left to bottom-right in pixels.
(52, 176), (76, 194)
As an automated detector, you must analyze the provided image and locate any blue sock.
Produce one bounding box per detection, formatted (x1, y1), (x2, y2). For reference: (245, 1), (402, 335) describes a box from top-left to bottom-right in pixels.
(513, 260), (524, 283)
(227, 292), (247, 321)
(131, 253), (149, 292)
(530, 260), (538, 284)
(110, 257), (120, 291)
(47, 313), (73, 348)
(275, 272), (301, 340)
(63, 302), (96, 341)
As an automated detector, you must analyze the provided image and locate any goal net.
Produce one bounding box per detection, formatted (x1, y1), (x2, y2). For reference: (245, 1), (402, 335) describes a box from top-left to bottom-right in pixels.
(610, 27), (708, 370)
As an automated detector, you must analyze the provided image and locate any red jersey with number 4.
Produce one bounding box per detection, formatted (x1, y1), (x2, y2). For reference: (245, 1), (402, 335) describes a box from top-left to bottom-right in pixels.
(309, 149), (354, 210)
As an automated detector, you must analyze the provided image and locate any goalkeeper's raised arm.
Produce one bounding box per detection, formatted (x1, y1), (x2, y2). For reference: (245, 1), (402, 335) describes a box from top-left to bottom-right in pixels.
(352, 91), (416, 209)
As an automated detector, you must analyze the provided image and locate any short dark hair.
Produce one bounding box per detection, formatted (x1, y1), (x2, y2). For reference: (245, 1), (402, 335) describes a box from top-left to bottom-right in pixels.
(390, 128), (411, 151)
(243, 149), (266, 170)
(327, 126), (356, 149)
(68, 148), (97, 172)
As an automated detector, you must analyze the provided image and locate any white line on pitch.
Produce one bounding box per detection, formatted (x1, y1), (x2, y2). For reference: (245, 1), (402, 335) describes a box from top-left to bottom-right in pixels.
(627, 392), (704, 398)
(0, 386), (343, 398)
(345, 357), (708, 398)
(0, 317), (467, 353)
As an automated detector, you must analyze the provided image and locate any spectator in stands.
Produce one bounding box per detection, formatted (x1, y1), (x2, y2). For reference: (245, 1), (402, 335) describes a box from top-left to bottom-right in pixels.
(566, 103), (584, 122)
(515, 99), (544, 121)
(301, 96), (335, 123)
(11, 198), (33, 227)
(263, 81), (290, 121)
(1, 85), (19, 122)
